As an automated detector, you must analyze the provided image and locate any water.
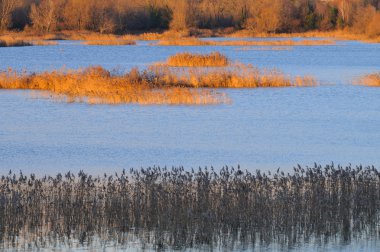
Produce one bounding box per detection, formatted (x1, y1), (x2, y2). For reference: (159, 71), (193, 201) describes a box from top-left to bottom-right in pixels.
(1, 39), (380, 174)
(1, 38), (380, 251)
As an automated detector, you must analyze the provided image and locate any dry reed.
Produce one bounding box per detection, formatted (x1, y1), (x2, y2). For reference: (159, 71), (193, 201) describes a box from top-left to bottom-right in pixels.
(167, 52), (229, 67)
(150, 63), (317, 88)
(0, 164), (379, 250)
(157, 38), (336, 46)
(234, 46), (293, 51)
(360, 73), (380, 86)
(228, 30), (380, 43)
(81, 40), (136, 46)
(0, 67), (228, 105)
(0, 38), (32, 47)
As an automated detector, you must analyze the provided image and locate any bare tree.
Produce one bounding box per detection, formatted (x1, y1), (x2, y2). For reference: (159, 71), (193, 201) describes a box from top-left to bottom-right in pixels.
(30, 0), (58, 32)
(0, 0), (18, 30)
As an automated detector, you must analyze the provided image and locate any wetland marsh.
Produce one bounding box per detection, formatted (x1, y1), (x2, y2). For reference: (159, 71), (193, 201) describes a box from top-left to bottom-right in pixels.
(1, 37), (380, 250)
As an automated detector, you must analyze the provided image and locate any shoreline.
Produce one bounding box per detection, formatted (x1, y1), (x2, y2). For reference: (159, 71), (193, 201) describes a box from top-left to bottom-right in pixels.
(1, 29), (379, 45)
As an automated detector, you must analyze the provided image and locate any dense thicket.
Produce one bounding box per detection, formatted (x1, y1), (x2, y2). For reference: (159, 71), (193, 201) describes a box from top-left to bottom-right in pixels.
(0, 0), (379, 36)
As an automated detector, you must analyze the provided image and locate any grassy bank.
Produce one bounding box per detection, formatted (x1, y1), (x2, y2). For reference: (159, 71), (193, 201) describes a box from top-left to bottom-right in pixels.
(1, 164), (379, 249)
(0, 29), (378, 47)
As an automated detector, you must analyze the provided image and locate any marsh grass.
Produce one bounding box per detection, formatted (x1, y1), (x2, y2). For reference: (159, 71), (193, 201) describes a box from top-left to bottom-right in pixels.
(167, 52), (229, 67)
(0, 37), (32, 47)
(360, 73), (380, 86)
(31, 40), (59, 46)
(157, 38), (336, 46)
(234, 46), (293, 51)
(150, 63), (317, 88)
(0, 67), (228, 105)
(228, 30), (380, 43)
(0, 164), (379, 250)
(0, 54), (316, 105)
(81, 40), (136, 46)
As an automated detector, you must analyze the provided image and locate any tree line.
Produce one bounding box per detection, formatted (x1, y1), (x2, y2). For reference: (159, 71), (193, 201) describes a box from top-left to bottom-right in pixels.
(0, 0), (379, 36)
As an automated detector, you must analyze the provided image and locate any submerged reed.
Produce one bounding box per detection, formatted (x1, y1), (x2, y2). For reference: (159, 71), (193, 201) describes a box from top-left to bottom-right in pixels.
(167, 52), (229, 67)
(0, 164), (379, 250)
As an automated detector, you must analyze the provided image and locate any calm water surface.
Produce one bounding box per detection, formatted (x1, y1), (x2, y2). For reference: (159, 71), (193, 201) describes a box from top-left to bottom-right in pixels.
(1, 38), (380, 251)
(0, 39), (380, 174)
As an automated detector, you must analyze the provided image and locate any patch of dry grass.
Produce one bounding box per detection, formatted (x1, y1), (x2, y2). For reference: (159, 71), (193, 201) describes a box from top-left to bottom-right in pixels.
(229, 30), (380, 43)
(234, 46), (293, 51)
(360, 73), (380, 86)
(157, 38), (336, 46)
(167, 52), (229, 67)
(0, 37), (32, 47)
(32, 40), (59, 46)
(150, 63), (317, 88)
(0, 67), (228, 105)
(81, 40), (136, 46)
(0, 50), (317, 105)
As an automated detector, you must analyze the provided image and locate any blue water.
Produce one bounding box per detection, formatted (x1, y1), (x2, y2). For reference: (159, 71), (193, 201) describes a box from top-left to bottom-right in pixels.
(0, 39), (380, 175)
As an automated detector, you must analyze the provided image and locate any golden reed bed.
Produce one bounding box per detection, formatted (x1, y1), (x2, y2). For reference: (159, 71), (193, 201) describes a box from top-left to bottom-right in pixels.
(0, 36), (58, 47)
(167, 52), (229, 67)
(150, 64), (317, 88)
(157, 38), (336, 46)
(81, 40), (136, 46)
(0, 52), (317, 105)
(0, 67), (227, 105)
(360, 73), (380, 86)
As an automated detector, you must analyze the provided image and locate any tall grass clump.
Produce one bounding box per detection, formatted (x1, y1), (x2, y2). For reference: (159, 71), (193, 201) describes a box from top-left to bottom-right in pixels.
(0, 164), (379, 250)
(150, 63), (317, 88)
(0, 67), (228, 105)
(360, 72), (380, 86)
(167, 52), (229, 67)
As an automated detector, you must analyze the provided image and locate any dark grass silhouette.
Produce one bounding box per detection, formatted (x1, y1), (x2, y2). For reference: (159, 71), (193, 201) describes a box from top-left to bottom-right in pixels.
(1, 164), (379, 250)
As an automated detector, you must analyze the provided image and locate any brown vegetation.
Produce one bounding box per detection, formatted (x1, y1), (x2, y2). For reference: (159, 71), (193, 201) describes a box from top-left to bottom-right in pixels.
(157, 38), (336, 46)
(0, 36), (32, 47)
(0, 53), (316, 105)
(81, 40), (136, 46)
(234, 46), (293, 51)
(149, 63), (317, 88)
(360, 73), (380, 86)
(1, 0), (379, 42)
(1, 164), (380, 249)
(167, 52), (229, 67)
(0, 67), (228, 105)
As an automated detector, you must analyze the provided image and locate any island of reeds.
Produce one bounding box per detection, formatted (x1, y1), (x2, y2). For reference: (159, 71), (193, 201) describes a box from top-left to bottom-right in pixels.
(167, 52), (229, 67)
(0, 52), (316, 105)
(360, 72), (380, 86)
(1, 164), (380, 250)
